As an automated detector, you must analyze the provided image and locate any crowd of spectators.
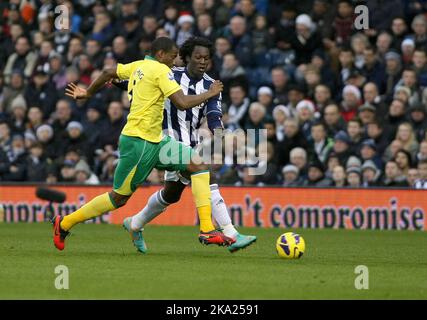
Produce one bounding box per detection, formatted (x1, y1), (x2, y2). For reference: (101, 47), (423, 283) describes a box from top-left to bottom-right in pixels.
(0, 0), (427, 189)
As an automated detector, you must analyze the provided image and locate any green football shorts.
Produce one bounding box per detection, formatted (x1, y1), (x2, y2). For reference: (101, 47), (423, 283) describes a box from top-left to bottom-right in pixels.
(113, 134), (194, 195)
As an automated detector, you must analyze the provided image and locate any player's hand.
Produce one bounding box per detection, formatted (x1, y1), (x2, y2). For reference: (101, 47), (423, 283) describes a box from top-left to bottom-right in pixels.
(65, 83), (91, 99)
(208, 80), (224, 96)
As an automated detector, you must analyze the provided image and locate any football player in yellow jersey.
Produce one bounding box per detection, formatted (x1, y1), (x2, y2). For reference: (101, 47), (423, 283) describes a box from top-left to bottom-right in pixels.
(52, 37), (234, 251)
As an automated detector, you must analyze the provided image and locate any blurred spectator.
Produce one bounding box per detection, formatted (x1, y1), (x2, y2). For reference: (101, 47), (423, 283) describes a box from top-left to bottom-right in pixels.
(91, 11), (114, 46)
(361, 160), (381, 187)
(24, 65), (58, 117)
(26, 142), (48, 182)
(410, 14), (427, 50)
(394, 149), (413, 176)
(275, 118), (309, 167)
(271, 67), (289, 106)
(256, 86), (274, 114)
(357, 102), (385, 126)
(2, 70), (25, 114)
(3, 36), (37, 84)
(213, 36), (231, 75)
(383, 139), (404, 163)
(310, 122), (334, 163)
(332, 130), (352, 166)
(395, 122), (420, 158)
(75, 160), (100, 185)
(25, 106), (43, 136)
(256, 141), (279, 185)
(97, 101), (126, 152)
(366, 120), (389, 156)
(332, 0), (354, 46)
(223, 83), (250, 129)
(346, 118), (363, 154)
(382, 160), (409, 187)
(291, 14), (322, 65)
(295, 99), (315, 140)
(289, 147), (308, 178)
(282, 164), (301, 187)
(341, 85), (362, 121)
(0, 121), (11, 152)
(226, 15), (253, 67)
(195, 13), (215, 42)
(176, 14), (195, 47)
(272, 105), (290, 142)
(331, 165), (346, 187)
(274, 3), (297, 52)
(346, 167), (362, 188)
(162, 3), (179, 40)
(51, 99), (74, 143)
(251, 14), (271, 55)
(384, 99), (408, 139)
(323, 104), (346, 136)
(243, 102), (265, 146)
(3, 134), (27, 181)
(9, 95), (27, 134)
(407, 167), (419, 187)
(219, 53), (247, 90)
(304, 159), (331, 187)
(313, 84), (332, 112)
(416, 140), (427, 164)
(360, 139), (383, 170)
(415, 160), (427, 189)
(36, 124), (57, 161)
(85, 39), (104, 70)
(408, 104), (427, 142)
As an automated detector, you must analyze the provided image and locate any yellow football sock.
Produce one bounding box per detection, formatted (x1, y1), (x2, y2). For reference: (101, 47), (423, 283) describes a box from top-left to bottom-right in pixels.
(60, 192), (116, 231)
(191, 171), (215, 233)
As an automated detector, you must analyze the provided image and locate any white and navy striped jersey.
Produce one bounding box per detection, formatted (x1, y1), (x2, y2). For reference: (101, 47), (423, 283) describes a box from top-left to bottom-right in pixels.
(162, 67), (223, 148)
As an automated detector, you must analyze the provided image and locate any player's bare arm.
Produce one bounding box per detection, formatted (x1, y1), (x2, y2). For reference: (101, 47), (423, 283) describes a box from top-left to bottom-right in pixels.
(65, 67), (119, 99)
(169, 80), (223, 110)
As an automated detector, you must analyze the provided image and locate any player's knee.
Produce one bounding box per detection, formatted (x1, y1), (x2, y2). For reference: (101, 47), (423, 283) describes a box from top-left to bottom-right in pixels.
(161, 189), (181, 204)
(187, 162), (209, 173)
(109, 191), (130, 208)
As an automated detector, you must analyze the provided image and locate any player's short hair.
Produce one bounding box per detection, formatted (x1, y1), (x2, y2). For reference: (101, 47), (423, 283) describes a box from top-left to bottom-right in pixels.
(179, 37), (214, 64)
(150, 37), (177, 56)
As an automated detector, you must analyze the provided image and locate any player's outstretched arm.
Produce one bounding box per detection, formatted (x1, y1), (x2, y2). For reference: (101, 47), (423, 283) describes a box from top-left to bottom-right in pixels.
(169, 80), (223, 110)
(65, 67), (119, 99)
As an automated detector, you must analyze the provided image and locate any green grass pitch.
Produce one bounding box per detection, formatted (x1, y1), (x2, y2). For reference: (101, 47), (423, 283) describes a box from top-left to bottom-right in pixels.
(0, 223), (426, 299)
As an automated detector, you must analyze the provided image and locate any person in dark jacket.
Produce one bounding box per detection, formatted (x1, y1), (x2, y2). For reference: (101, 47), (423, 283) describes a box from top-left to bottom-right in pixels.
(291, 14), (322, 65)
(2, 134), (27, 181)
(24, 65), (58, 117)
(26, 142), (48, 182)
(304, 158), (332, 187)
(275, 118), (309, 167)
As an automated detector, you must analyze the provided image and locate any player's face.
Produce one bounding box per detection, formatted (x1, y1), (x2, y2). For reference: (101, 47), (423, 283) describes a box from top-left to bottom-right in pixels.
(158, 47), (178, 68)
(188, 46), (211, 79)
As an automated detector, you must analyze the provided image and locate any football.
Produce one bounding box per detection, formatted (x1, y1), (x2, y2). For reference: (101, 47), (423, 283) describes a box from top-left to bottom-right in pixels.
(276, 232), (306, 259)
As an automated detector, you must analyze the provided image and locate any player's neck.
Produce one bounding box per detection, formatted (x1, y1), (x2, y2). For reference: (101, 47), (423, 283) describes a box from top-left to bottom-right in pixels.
(185, 67), (203, 81)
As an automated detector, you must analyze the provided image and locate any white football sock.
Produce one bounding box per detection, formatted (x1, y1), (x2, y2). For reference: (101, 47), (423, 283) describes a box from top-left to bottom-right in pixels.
(131, 190), (169, 230)
(210, 184), (238, 238)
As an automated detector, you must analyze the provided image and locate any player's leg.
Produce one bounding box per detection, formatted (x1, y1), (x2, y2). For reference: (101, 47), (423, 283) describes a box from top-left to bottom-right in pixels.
(130, 178), (186, 231)
(209, 184), (257, 252)
(156, 136), (234, 246)
(53, 135), (151, 251)
(175, 169), (256, 252)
